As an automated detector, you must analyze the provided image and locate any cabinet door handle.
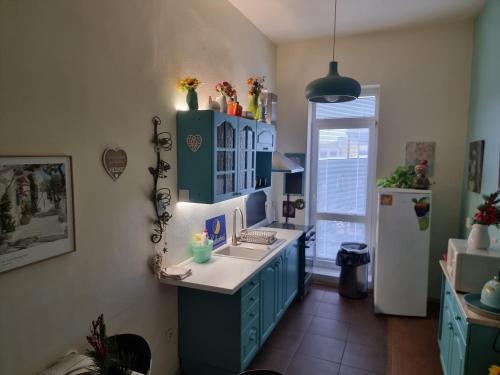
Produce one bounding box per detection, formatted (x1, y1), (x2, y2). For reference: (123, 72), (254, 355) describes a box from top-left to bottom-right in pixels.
(448, 322), (453, 330)
(455, 316), (461, 321)
(249, 312), (256, 318)
(250, 297), (256, 302)
(445, 291), (451, 295)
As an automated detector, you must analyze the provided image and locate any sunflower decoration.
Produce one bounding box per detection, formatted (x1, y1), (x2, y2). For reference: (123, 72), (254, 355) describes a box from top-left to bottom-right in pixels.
(246, 76), (265, 96)
(489, 365), (500, 375)
(177, 76), (201, 92)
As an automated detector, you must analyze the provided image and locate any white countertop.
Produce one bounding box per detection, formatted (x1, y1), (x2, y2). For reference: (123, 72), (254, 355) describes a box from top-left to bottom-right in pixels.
(159, 228), (303, 295)
(440, 260), (500, 329)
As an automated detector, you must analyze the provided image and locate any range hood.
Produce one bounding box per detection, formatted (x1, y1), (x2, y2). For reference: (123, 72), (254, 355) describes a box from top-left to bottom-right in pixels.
(272, 152), (304, 173)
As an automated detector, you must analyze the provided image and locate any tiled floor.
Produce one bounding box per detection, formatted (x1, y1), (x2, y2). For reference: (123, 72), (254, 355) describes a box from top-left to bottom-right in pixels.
(249, 284), (442, 375)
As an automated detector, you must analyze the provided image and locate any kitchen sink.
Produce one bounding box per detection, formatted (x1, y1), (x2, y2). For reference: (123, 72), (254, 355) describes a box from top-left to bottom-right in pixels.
(213, 239), (285, 261)
(213, 245), (272, 261)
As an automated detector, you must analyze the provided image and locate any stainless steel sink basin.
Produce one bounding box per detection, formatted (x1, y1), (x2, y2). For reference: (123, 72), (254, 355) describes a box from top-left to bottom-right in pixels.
(213, 245), (272, 261)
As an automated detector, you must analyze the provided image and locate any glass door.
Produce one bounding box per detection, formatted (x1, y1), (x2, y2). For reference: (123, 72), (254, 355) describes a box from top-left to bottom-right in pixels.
(238, 119), (256, 196)
(309, 89), (378, 277)
(215, 119), (237, 201)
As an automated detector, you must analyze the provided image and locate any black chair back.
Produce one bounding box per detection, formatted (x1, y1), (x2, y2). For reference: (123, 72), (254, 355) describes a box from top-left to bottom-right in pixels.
(239, 370), (283, 375)
(110, 334), (151, 374)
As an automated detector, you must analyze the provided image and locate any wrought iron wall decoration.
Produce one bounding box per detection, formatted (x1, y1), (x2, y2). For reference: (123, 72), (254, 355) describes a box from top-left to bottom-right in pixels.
(148, 116), (173, 244)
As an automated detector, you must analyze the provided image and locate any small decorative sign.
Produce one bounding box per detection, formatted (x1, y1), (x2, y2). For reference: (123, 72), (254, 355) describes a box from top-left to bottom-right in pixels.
(102, 148), (127, 180)
(380, 194), (393, 206)
(186, 135), (202, 153)
(205, 215), (226, 250)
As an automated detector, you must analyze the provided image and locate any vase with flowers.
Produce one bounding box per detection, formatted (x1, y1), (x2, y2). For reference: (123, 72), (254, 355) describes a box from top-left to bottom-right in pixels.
(468, 190), (500, 249)
(215, 81), (236, 114)
(177, 76), (201, 110)
(246, 76), (265, 120)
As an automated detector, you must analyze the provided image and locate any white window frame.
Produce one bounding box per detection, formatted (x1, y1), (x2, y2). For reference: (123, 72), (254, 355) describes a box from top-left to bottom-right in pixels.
(308, 86), (380, 271)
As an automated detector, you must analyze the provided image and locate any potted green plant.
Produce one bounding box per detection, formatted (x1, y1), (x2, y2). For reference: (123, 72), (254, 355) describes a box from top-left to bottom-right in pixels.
(377, 165), (416, 188)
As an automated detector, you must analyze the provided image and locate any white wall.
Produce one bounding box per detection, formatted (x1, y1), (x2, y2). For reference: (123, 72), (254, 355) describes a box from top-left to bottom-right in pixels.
(0, 1), (275, 374)
(275, 21), (473, 298)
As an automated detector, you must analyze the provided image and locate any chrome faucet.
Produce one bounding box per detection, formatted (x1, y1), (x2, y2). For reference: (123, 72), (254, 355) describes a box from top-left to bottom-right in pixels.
(232, 207), (245, 245)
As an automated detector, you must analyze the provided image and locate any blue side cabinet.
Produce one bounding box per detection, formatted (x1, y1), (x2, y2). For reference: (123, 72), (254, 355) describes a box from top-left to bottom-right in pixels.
(178, 241), (299, 375)
(177, 111), (262, 204)
(438, 275), (500, 374)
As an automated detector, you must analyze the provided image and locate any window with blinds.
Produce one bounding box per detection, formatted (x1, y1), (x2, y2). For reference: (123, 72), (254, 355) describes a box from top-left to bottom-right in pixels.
(316, 96), (376, 119)
(317, 128), (369, 216)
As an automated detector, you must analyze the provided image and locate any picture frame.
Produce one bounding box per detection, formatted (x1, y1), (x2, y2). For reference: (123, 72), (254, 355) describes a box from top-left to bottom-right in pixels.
(467, 140), (485, 193)
(0, 156), (75, 273)
(405, 142), (436, 176)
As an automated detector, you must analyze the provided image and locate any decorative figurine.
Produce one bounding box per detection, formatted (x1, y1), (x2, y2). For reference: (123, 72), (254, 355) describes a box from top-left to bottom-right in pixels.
(413, 159), (430, 189)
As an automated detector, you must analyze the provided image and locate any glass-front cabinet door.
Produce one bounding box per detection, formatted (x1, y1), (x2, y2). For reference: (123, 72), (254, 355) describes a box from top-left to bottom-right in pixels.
(238, 118), (256, 196)
(214, 117), (237, 202)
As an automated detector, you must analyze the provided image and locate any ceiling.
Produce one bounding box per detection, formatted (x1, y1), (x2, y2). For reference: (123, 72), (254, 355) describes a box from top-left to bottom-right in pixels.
(228, 0), (484, 43)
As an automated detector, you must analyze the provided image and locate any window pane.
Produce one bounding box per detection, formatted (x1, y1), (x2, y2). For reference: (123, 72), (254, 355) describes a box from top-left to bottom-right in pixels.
(316, 220), (366, 262)
(317, 128), (369, 215)
(316, 96), (376, 119)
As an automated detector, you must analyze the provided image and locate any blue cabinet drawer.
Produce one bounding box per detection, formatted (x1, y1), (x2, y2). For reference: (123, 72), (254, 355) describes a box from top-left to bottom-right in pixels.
(242, 299), (259, 331)
(241, 282), (260, 313)
(444, 281), (467, 341)
(241, 315), (260, 370)
(241, 274), (260, 297)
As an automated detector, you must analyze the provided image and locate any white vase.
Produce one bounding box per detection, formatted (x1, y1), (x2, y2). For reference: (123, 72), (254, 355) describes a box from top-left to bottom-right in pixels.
(216, 95), (227, 113)
(467, 224), (490, 249)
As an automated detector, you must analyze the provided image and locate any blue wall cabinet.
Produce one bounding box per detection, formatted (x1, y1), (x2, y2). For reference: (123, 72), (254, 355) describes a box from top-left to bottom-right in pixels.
(178, 240), (299, 374)
(438, 275), (500, 375)
(177, 111), (267, 204)
(237, 118), (257, 196)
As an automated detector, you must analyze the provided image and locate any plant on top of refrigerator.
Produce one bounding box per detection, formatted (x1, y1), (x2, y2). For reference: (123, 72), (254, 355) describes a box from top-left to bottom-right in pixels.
(376, 165), (416, 188)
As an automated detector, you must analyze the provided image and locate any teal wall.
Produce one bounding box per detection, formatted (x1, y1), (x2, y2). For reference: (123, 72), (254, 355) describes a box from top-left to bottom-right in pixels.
(461, 0), (500, 240)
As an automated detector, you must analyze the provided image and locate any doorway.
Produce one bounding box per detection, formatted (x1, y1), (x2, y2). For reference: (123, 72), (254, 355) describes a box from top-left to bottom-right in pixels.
(309, 87), (379, 278)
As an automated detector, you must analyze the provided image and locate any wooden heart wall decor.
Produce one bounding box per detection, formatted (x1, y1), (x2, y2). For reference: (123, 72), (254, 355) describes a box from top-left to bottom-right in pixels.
(102, 148), (127, 180)
(186, 134), (202, 153)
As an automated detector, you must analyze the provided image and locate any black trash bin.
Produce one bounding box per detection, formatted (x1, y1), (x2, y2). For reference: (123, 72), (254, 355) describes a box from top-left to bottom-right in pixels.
(336, 242), (370, 299)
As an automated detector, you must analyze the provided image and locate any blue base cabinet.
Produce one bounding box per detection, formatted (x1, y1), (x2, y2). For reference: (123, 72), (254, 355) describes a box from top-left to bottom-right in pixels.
(439, 276), (500, 374)
(178, 241), (299, 375)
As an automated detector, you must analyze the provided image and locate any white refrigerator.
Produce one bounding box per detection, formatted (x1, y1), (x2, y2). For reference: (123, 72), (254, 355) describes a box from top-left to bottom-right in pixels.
(374, 188), (432, 317)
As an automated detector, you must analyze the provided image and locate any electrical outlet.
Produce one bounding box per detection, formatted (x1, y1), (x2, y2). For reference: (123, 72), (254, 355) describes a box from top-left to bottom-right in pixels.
(465, 217), (472, 229)
(166, 328), (174, 340)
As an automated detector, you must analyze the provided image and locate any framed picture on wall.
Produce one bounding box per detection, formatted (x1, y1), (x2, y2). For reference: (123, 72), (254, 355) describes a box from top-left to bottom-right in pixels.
(468, 140), (485, 193)
(0, 156), (75, 273)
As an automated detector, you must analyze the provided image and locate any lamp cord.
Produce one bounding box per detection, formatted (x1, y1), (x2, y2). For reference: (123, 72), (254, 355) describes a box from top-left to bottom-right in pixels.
(332, 0), (337, 60)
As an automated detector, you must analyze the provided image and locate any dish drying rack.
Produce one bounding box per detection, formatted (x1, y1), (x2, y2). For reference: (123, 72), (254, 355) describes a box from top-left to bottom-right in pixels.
(239, 229), (277, 245)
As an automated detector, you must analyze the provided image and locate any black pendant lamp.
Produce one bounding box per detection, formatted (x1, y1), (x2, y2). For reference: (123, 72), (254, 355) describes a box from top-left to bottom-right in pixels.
(305, 0), (360, 103)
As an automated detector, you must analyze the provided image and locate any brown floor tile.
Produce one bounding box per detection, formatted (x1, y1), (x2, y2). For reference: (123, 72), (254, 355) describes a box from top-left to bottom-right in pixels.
(296, 333), (346, 363)
(313, 301), (357, 322)
(286, 353), (340, 375)
(388, 316), (441, 375)
(308, 287), (327, 301)
(288, 295), (319, 315)
(339, 364), (378, 375)
(250, 347), (294, 373)
(347, 316), (388, 349)
(274, 311), (313, 334)
(342, 342), (387, 374)
(265, 329), (304, 353)
(308, 316), (350, 341)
